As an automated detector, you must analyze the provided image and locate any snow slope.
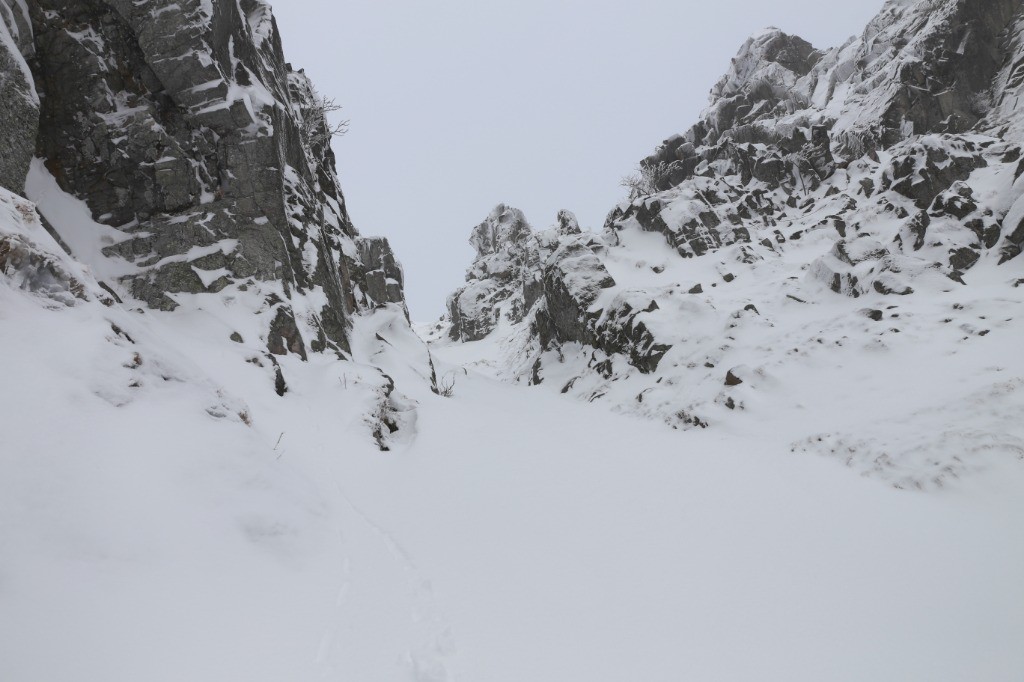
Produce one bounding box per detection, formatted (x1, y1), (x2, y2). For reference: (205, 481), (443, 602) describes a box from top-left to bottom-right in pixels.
(341, 362), (1024, 682)
(0, 185), (449, 681)
(4, 180), (1023, 682)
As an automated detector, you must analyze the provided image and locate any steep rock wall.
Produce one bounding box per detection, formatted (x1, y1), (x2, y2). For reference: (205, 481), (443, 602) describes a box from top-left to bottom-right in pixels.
(21, 0), (407, 359)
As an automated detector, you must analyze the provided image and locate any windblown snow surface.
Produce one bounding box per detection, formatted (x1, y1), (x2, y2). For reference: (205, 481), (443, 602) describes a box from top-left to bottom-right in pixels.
(2, 174), (1024, 682)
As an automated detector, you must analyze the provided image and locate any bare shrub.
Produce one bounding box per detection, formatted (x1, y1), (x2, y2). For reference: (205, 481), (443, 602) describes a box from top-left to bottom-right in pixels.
(438, 371), (457, 398)
(302, 90), (350, 147)
(620, 161), (670, 200)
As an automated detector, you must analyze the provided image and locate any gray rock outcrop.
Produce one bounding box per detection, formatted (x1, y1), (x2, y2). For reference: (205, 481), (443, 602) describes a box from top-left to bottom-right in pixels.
(611, 0), (1024, 287)
(444, 205), (678, 377)
(448, 202), (614, 342)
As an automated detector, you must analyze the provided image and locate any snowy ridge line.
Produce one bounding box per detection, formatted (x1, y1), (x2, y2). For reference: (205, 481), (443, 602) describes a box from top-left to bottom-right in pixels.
(428, 0), (1024, 489)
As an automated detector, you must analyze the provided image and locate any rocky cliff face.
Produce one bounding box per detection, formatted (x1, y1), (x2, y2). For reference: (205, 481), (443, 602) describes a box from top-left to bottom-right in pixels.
(431, 0), (1024, 448)
(9, 0), (407, 361)
(0, 0), (432, 448)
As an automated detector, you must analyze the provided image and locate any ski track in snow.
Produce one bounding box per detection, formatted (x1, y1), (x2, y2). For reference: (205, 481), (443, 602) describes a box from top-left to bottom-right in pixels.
(334, 481), (457, 682)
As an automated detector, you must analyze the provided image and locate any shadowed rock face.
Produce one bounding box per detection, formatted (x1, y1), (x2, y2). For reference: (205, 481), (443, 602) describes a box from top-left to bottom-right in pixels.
(0, 1), (38, 195)
(859, 0), (1022, 141)
(18, 0), (408, 357)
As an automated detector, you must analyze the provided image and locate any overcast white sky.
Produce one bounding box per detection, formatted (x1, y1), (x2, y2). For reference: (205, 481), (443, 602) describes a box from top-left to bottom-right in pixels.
(272, 0), (885, 320)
